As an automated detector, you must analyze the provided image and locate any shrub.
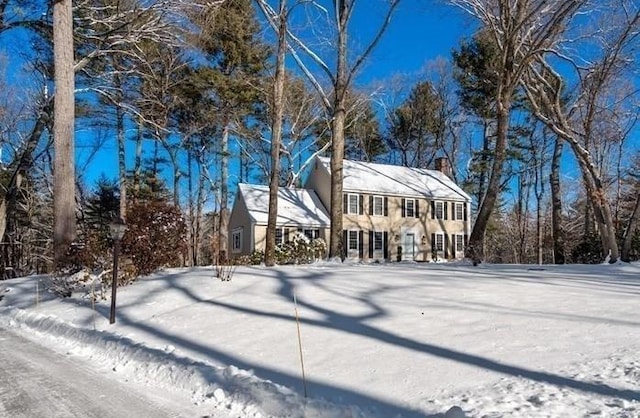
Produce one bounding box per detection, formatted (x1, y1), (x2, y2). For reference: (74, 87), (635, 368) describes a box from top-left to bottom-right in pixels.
(121, 201), (187, 276)
(248, 250), (265, 265)
(274, 233), (326, 265)
(233, 235), (327, 266)
(570, 234), (603, 264)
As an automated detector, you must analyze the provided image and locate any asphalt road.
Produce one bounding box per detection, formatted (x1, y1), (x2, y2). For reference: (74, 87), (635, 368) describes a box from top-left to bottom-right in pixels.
(0, 328), (189, 418)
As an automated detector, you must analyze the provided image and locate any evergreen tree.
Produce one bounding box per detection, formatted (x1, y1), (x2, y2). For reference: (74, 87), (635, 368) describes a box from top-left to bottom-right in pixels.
(84, 176), (119, 231)
(187, 0), (270, 262)
(387, 80), (444, 168)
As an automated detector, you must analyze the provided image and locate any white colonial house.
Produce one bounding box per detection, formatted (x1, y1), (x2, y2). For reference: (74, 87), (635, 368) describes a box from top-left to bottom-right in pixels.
(229, 157), (472, 261)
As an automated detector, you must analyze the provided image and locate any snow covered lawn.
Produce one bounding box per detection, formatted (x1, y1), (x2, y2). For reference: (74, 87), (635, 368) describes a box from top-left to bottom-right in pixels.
(1, 262), (639, 417)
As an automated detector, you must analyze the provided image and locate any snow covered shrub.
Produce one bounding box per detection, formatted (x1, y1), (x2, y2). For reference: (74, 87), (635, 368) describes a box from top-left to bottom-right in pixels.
(234, 250), (264, 265)
(310, 238), (327, 260)
(289, 231), (311, 263)
(274, 234), (326, 264)
(49, 269), (110, 300)
(274, 242), (293, 264)
(121, 201), (187, 276)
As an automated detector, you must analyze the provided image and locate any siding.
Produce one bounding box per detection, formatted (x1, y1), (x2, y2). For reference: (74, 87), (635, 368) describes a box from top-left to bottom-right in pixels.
(228, 191), (254, 256)
(304, 159), (331, 210)
(342, 194), (469, 262)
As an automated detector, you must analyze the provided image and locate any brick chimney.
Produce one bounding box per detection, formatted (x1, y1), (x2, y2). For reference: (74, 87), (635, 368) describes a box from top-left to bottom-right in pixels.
(434, 157), (452, 178)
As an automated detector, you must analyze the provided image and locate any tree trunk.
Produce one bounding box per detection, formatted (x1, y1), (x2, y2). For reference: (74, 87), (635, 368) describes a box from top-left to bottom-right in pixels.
(53, 0), (76, 267)
(195, 163), (206, 265)
(133, 120), (143, 201)
(218, 123), (230, 263)
(536, 192), (543, 265)
(166, 142), (180, 207)
(117, 105), (127, 220)
(466, 84), (511, 263)
(187, 149), (194, 267)
(584, 197), (592, 236)
(572, 144), (619, 262)
(265, 0), (287, 267)
(621, 190), (640, 262)
(550, 137), (564, 264)
(476, 119), (491, 210)
(328, 0), (349, 260)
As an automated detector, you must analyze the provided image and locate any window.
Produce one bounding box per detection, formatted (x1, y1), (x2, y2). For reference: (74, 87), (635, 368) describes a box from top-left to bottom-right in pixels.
(455, 234), (464, 252)
(348, 230), (359, 250)
(373, 231), (384, 251)
(348, 194), (360, 215)
(275, 228), (284, 246)
(435, 233), (444, 251)
(435, 201), (444, 220)
(373, 196), (384, 216)
(303, 229), (320, 240)
(232, 228), (242, 253)
(402, 198), (419, 218)
(454, 203), (464, 221)
(406, 199), (415, 217)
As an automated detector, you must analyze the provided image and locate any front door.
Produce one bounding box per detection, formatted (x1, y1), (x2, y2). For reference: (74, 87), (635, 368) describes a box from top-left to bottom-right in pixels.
(403, 233), (416, 260)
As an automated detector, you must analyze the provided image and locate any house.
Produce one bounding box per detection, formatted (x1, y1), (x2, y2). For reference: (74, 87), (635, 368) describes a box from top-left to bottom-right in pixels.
(229, 157), (472, 262)
(228, 183), (330, 256)
(304, 157), (472, 262)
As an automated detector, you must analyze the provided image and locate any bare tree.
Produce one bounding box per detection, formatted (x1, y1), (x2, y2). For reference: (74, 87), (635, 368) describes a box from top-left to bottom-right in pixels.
(256, 0), (288, 266)
(263, 0), (401, 258)
(450, 0), (586, 263)
(523, 0), (640, 262)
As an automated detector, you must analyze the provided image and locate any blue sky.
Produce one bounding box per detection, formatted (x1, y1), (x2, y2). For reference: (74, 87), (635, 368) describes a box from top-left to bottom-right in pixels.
(3, 1), (635, 206)
(352, 1), (475, 84)
(77, 1), (479, 192)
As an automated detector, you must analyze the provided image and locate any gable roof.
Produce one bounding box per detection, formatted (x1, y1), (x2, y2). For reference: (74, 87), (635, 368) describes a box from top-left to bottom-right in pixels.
(237, 183), (330, 227)
(316, 157), (470, 201)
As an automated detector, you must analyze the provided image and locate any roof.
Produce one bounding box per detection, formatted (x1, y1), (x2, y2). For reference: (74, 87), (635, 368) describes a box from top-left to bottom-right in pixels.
(237, 183), (330, 227)
(316, 157), (471, 201)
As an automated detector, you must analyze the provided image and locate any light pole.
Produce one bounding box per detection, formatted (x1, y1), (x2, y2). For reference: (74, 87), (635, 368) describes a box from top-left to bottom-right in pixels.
(109, 217), (126, 324)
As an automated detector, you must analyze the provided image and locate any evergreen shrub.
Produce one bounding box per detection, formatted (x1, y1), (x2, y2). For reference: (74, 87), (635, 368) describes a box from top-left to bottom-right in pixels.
(570, 234), (603, 264)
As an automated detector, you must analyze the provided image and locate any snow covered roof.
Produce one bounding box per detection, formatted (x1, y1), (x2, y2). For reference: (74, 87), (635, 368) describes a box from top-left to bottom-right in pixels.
(237, 183), (330, 227)
(317, 157), (470, 201)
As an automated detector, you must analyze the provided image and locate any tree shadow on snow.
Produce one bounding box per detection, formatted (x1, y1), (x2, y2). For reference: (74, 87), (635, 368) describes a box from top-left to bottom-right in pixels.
(97, 264), (640, 416)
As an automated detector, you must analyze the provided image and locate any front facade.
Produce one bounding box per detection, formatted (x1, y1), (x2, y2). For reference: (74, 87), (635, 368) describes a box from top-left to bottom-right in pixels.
(305, 157), (472, 262)
(229, 157), (472, 262)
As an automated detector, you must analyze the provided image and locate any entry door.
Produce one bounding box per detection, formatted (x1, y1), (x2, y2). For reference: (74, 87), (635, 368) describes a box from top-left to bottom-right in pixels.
(403, 233), (416, 260)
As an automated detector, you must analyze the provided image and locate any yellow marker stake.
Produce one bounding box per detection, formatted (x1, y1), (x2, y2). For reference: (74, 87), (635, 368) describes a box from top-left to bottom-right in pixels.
(293, 292), (308, 398)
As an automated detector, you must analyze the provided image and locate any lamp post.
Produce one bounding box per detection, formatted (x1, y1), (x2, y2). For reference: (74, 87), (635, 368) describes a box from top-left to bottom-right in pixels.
(109, 217), (126, 324)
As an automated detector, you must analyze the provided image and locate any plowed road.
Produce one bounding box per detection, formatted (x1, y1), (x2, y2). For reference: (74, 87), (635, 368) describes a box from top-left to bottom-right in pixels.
(0, 328), (189, 418)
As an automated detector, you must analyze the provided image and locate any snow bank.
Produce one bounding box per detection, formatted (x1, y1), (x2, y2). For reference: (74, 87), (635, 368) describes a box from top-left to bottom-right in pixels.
(2, 262), (639, 417)
(0, 307), (371, 418)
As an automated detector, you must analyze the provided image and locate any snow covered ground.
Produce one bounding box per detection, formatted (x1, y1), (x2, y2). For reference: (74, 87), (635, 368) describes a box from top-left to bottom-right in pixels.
(1, 261), (639, 417)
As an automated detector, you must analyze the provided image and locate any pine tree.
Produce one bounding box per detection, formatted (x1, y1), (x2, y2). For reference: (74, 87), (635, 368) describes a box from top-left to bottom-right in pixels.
(187, 0), (270, 263)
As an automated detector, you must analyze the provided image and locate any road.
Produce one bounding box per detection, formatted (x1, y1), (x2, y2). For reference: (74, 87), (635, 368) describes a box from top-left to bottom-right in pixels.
(0, 328), (192, 418)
